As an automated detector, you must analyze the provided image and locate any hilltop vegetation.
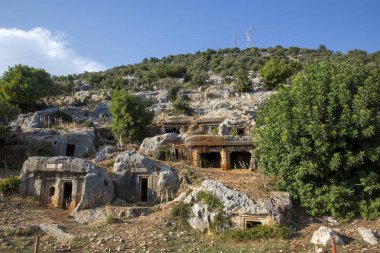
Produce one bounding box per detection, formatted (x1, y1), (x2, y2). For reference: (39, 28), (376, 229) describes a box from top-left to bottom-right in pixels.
(53, 46), (380, 92)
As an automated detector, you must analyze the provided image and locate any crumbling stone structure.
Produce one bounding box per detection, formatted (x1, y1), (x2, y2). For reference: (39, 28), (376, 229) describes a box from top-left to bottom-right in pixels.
(20, 156), (114, 211)
(143, 115), (255, 170)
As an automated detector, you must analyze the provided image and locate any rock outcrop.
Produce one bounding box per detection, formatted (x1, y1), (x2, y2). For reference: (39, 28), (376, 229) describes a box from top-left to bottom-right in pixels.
(357, 227), (378, 245)
(139, 133), (181, 158)
(183, 180), (292, 232)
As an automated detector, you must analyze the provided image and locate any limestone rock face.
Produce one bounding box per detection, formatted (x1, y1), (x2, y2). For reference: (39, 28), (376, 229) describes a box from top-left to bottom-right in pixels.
(310, 226), (344, 246)
(112, 150), (180, 203)
(357, 227), (378, 245)
(139, 133), (181, 158)
(95, 145), (117, 162)
(20, 156), (114, 211)
(91, 101), (111, 123)
(184, 180), (292, 228)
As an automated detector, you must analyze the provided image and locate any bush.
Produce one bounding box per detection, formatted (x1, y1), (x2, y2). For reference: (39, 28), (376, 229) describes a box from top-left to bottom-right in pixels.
(254, 61), (380, 220)
(222, 225), (292, 241)
(172, 98), (192, 116)
(105, 214), (119, 224)
(171, 202), (192, 223)
(0, 176), (20, 195)
(167, 83), (181, 101)
(196, 191), (223, 211)
(259, 59), (298, 90)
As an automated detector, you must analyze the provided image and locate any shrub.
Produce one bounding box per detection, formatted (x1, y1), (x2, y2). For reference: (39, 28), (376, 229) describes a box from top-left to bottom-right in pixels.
(171, 202), (192, 223)
(255, 61), (380, 220)
(222, 225), (292, 241)
(0, 176), (20, 195)
(196, 191), (223, 211)
(105, 214), (119, 224)
(167, 83), (181, 101)
(172, 98), (192, 116)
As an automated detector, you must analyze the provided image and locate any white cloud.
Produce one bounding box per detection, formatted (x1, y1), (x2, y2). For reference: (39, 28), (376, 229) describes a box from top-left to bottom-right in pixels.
(0, 27), (105, 75)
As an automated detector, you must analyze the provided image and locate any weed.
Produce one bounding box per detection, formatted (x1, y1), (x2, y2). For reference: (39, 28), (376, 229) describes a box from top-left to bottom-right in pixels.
(221, 224), (293, 241)
(196, 191), (223, 211)
(171, 202), (192, 223)
(105, 214), (119, 224)
(0, 176), (20, 195)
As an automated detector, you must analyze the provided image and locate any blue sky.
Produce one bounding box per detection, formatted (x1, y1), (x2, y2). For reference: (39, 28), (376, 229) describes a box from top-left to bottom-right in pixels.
(0, 0), (379, 74)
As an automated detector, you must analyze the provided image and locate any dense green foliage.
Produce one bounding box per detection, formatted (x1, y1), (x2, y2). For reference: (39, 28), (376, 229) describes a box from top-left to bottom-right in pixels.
(233, 68), (252, 92)
(222, 225), (292, 241)
(196, 191), (223, 211)
(110, 89), (154, 144)
(54, 46), (380, 92)
(172, 98), (192, 116)
(0, 65), (59, 111)
(0, 176), (20, 195)
(259, 59), (300, 89)
(171, 202), (192, 223)
(254, 61), (380, 220)
(0, 97), (19, 142)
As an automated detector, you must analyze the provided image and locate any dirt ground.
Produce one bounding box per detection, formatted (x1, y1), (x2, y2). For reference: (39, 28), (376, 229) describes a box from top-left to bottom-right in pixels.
(1, 167), (380, 253)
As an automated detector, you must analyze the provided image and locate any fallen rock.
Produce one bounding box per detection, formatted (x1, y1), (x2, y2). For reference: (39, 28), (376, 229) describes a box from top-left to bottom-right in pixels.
(310, 226), (344, 246)
(187, 203), (215, 233)
(39, 224), (74, 243)
(357, 227), (378, 245)
(72, 207), (107, 224)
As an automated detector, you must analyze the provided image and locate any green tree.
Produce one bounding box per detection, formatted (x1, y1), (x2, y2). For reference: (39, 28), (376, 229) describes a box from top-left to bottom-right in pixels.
(259, 59), (298, 90)
(254, 61), (380, 220)
(172, 98), (192, 116)
(233, 68), (251, 93)
(110, 89), (154, 144)
(0, 65), (57, 111)
(0, 97), (19, 143)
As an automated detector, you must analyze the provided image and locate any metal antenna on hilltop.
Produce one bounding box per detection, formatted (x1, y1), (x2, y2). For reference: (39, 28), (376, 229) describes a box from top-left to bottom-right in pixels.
(245, 25), (254, 48)
(233, 32), (237, 48)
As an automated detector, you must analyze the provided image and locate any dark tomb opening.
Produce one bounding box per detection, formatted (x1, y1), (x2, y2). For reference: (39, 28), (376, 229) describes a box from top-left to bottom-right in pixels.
(63, 182), (72, 209)
(200, 152), (221, 168)
(49, 187), (55, 197)
(140, 178), (148, 202)
(230, 151), (251, 169)
(66, 143), (75, 157)
(245, 220), (262, 229)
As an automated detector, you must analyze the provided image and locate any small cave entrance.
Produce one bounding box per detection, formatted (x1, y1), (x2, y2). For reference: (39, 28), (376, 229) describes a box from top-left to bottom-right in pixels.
(66, 143), (76, 157)
(62, 182), (72, 209)
(237, 128), (245, 136)
(230, 151), (251, 169)
(200, 152), (221, 168)
(140, 177), (148, 202)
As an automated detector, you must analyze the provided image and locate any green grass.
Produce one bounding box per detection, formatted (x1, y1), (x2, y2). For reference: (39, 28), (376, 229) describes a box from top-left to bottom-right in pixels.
(171, 202), (192, 223)
(221, 225), (293, 242)
(196, 191), (223, 211)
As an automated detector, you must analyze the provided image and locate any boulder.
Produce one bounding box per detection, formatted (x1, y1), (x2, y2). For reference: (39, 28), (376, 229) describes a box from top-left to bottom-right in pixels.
(72, 207), (107, 224)
(91, 101), (111, 123)
(357, 227), (378, 245)
(112, 150), (180, 203)
(310, 226), (344, 246)
(39, 223), (74, 243)
(139, 133), (181, 158)
(187, 203), (216, 232)
(95, 146), (117, 162)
